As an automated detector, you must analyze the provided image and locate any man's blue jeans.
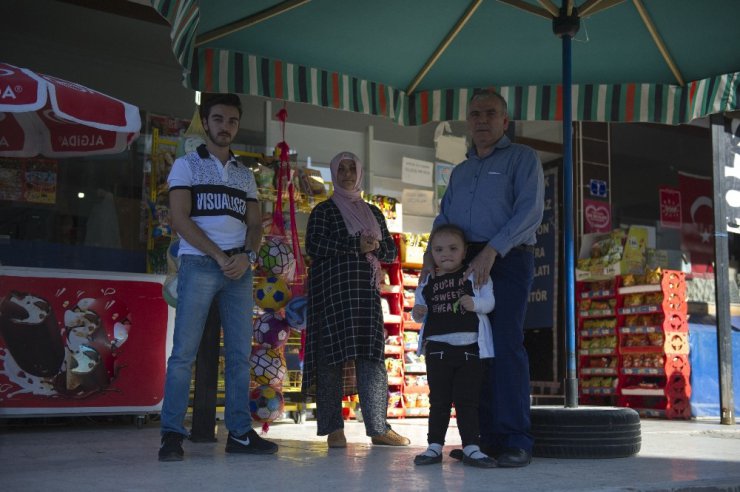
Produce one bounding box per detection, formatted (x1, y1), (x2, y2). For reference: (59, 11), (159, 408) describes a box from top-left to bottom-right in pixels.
(160, 254), (254, 437)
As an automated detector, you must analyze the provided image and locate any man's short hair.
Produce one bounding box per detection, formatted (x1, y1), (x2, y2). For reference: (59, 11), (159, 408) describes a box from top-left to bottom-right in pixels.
(200, 93), (243, 120)
(469, 88), (508, 115)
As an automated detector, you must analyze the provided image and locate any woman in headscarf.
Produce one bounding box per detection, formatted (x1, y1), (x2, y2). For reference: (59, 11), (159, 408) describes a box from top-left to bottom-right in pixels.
(302, 151), (410, 448)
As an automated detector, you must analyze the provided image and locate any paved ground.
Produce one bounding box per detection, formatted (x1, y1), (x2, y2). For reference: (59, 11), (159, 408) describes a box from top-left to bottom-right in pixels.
(1, 413), (739, 492)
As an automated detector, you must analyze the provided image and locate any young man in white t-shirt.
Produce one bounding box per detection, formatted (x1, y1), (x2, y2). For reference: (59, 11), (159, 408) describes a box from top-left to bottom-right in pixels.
(158, 93), (277, 461)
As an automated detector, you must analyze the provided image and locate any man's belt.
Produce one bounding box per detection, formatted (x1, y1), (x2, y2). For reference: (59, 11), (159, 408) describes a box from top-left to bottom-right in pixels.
(222, 246), (246, 257)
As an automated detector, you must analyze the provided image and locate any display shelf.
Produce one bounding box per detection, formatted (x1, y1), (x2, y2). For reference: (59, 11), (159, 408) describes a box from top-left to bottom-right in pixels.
(384, 344), (403, 355)
(387, 407), (405, 418)
(618, 284), (662, 295)
(581, 387), (616, 396)
(616, 270), (691, 419)
(618, 305), (660, 315)
(387, 376), (404, 386)
(384, 314), (402, 324)
(622, 367), (664, 376)
(405, 363), (427, 373)
(581, 367), (618, 376)
(579, 348), (617, 356)
(580, 289), (616, 299)
(579, 308), (617, 318)
(621, 387), (664, 396)
(577, 270), (691, 418)
(580, 327), (614, 337)
(380, 284), (402, 294)
(404, 407), (430, 417)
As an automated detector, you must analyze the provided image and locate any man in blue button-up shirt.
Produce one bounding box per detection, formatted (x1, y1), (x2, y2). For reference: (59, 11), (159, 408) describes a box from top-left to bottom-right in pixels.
(422, 89), (544, 467)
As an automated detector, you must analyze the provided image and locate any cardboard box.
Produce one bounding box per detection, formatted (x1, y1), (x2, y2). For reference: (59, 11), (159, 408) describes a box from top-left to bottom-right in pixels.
(576, 226), (655, 281)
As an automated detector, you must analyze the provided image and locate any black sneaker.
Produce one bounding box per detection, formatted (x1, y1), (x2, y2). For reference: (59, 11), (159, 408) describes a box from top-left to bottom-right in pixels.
(225, 429), (278, 454)
(158, 432), (184, 462)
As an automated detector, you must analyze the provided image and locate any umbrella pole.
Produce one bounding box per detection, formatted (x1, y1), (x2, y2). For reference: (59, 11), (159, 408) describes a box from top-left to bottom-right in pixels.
(557, 7), (578, 408)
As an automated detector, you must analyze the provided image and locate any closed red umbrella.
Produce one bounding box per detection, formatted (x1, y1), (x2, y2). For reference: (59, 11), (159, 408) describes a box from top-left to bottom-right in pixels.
(0, 63), (141, 158)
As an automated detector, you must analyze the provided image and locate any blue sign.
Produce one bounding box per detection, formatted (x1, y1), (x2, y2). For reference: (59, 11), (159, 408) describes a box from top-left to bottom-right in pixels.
(589, 179), (607, 198)
(524, 167), (557, 330)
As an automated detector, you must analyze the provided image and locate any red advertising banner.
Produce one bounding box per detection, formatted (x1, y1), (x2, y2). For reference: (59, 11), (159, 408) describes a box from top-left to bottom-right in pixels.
(659, 186), (682, 229)
(583, 198), (612, 233)
(0, 269), (172, 415)
(678, 172), (714, 273)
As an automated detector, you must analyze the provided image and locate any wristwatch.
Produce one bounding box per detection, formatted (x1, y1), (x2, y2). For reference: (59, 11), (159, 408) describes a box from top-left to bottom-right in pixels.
(245, 249), (257, 264)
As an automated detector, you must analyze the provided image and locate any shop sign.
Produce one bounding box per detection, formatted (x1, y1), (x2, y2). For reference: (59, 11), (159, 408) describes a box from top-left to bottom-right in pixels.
(524, 167), (558, 330)
(659, 186), (682, 229)
(724, 119), (740, 233)
(401, 157), (433, 187)
(583, 199), (611, 233)
(589, 179), (607, 198)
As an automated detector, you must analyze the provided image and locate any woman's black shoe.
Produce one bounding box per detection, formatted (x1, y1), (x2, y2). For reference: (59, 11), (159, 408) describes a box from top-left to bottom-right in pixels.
(414, 451), (442, 465)
(462, 453), (497, 468)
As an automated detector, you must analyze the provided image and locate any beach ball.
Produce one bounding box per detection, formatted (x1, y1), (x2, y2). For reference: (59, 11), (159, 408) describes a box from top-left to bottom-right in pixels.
(254, 276), (291, 311)
(249, 385), (285, 423)
(258, 237), (295, 277)
(162, 275), (178, 308)
(250, 347), (286, 386)
(253, 311), (291, 349)
(284, 296), (307, 331)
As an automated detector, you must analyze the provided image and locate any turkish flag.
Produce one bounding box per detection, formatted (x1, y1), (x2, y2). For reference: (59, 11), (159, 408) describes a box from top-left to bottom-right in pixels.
(678, 172), (714, 273)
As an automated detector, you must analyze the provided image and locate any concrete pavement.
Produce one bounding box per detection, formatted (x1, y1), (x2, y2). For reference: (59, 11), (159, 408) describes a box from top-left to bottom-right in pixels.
(1, 414), (739, 492)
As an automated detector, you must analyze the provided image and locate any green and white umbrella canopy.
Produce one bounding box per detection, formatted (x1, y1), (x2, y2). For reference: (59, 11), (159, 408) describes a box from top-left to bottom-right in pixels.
(152, 0), (739, 126)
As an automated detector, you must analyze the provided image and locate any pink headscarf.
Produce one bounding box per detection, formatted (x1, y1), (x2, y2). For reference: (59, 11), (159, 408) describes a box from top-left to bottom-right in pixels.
(330, 151), (383, 289)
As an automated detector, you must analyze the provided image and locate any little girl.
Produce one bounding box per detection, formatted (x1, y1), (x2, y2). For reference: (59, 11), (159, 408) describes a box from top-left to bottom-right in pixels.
(411, 224), (496, 468)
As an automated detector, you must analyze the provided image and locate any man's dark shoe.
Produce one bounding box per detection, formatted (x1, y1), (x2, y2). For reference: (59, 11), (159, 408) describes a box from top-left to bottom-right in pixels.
(497, 448), (532, 468)
(225, 429), (278, 454)
(158, 432), (184, 462)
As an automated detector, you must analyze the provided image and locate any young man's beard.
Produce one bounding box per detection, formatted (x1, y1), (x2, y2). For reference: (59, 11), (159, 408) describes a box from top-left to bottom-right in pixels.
(206, 127), (233, 147)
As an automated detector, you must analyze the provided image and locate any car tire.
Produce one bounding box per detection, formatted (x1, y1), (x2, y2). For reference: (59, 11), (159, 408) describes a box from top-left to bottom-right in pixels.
(531, 406), (641, 458)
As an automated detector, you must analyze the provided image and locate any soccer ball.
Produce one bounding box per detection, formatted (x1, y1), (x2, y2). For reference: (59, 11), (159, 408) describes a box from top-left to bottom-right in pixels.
(284, 296), (307, 331)
(249, 385), (284, 423)
(253, 311), (291, 349)
(258, 237), (295, 277)
(250, 347), (287, 386)
(254, 275), (292, 311)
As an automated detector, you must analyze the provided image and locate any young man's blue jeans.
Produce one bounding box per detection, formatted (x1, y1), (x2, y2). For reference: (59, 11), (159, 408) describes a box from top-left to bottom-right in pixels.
(160, 254), (254, 437)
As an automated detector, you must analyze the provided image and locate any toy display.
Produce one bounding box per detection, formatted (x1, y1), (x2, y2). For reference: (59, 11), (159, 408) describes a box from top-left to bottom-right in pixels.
(253, 311), (291, 349)
(254, 276), (292, 311)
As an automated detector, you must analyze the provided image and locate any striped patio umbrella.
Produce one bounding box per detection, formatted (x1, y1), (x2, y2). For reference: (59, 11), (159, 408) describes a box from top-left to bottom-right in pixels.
(151, 0), (739, 126)
(153, 0), (740, 409)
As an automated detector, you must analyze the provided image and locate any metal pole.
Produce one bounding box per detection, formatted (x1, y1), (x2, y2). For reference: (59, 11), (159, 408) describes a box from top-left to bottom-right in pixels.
(710, 113), (736, 425)
(562, 31), (577, 408)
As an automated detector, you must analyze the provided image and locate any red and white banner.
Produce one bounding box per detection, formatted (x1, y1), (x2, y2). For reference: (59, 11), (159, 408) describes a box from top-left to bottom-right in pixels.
(678, 172), (714, 273)
(659, 186), (682, 229)
(583, 198), (612, 233)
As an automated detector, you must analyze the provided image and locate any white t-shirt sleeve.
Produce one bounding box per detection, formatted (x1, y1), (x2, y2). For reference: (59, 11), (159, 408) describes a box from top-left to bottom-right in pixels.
(245, 168), (258, 201)
(167, 157), (192, 189)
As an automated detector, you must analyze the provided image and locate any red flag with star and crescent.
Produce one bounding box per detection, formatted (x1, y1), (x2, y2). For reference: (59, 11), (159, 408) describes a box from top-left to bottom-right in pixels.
(678, 172), (714, 273)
